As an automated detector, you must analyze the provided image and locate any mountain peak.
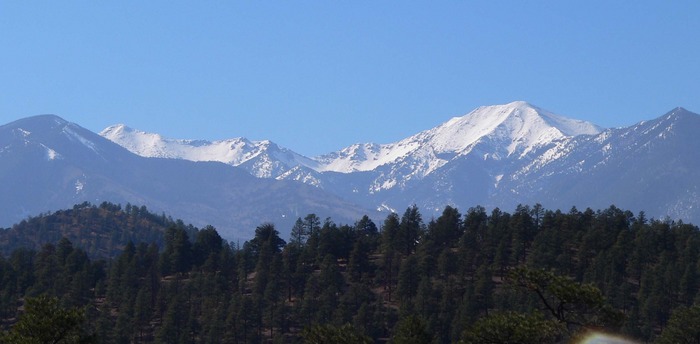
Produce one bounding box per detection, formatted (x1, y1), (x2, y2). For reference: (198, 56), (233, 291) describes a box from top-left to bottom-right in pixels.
(636, 107), (700, 131)
(423, 102), (602, 157)
(503, 100), (536, 109)
(4, 114), (68, 131)
(0, 114), (137, 166)
(471, 101), (545, 117)
(100, 123), (132, 135)
(651, 107), (700, 136)
(100, 124), (162, 145)
(665, 106), (697, 120)
(314, 102), (603, 175)
(100, 124), (318, 178)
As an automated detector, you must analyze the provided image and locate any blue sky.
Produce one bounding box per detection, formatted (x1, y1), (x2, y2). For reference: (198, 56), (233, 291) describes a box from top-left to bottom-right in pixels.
(1, 2), (698, 156)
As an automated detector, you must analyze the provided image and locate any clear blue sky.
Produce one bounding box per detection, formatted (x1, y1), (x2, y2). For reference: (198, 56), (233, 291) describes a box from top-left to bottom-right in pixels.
(1, 2), (698, 156)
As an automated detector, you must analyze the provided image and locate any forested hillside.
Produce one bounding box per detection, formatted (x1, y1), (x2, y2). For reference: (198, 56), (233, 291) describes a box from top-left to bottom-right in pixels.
(1, 204), (700, 343)
(0, 202), (186, 258)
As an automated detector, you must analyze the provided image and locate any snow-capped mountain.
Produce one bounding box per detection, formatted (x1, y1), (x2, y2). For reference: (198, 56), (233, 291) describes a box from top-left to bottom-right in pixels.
(11, 101), (699, 235)
(498, 107), (700, 220)
(100, 101), (700, 223)
(101, 101), (601, 190)
(312, 101), (602, 196)
(0, 115), (374, 240)
(100, 124), (319, 178)
(110, 101), (672, 218)
(317, 101), (601, 174)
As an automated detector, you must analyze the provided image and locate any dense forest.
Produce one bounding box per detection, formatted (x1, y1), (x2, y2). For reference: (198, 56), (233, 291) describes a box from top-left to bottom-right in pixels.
(1, 202), (700, 343)
(0, 202), (180, 258)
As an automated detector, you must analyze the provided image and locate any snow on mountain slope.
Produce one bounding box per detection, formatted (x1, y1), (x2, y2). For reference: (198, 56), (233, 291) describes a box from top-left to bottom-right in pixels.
(511, 107), (691, 183)
(100, 124), (319, 178)
(413, 101), (600, 156)
(8, 105), (699, 233)
(315, 142), (416, 173)
(317, 101), (601, 193)
(1, 115), (375, 240)
(1, 115), (132, 165)
(316, 101), (602, 175)
(101, 102), (602, 196)
(495, 107), (700, 222)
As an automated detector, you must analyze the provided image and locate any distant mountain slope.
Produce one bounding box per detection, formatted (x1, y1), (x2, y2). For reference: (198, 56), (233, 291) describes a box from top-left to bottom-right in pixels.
(100, 101), (602, 194)
(102, 102), (601, 180)
(0, 115), (374, 240)
(100, 124), (319, 178)
(274, 101), (605, 215)
(315, 101), (601, 174)
(6, 101), (699, 239)
(501, 107), (700, 220)
(99, 101), (700, 223)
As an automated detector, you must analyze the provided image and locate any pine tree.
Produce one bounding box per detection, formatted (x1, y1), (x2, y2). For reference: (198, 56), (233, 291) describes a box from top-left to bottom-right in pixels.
(1, 295), (96, 343)
(392, 315), (433, 344)
(348, 235), (374, 283)
(459, 311), (563, 344)
(380, 213), (401, 301)
(290, 217), (308, 247)
(302, 323), (372, 344)
(397, 206), (424, 256)
(426, 205), (462, 252)
(656, 304), (700, 344)
(397, 255), (420, 303)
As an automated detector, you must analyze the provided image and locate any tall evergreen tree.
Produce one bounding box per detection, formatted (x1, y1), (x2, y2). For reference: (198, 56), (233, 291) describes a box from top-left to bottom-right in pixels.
(397, 205), (424, 257)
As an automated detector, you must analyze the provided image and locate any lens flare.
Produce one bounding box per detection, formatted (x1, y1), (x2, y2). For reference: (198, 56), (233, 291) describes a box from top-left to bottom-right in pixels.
(577, 332), (638, 344)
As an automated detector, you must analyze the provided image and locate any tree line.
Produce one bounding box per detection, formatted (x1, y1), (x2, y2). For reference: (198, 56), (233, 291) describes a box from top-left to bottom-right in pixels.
(1, 203), (700, 343)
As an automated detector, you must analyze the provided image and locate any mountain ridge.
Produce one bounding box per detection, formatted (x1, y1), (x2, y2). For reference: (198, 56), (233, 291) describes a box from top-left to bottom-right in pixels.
(2, 102), (699, 239)
(95, 101), (700, 225)
(102, 101), (602, 177)
(0, 115), (375, 240)
(100, 124), (319, 178)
